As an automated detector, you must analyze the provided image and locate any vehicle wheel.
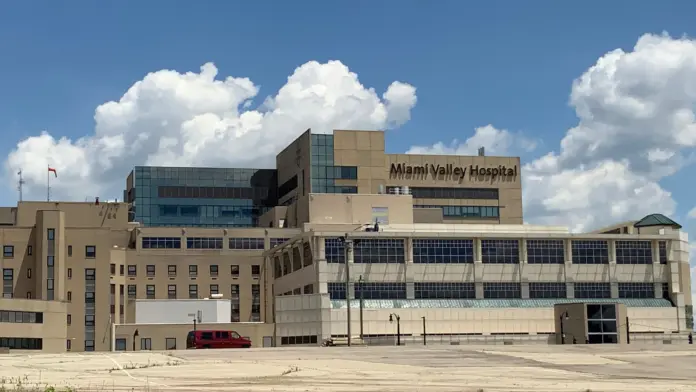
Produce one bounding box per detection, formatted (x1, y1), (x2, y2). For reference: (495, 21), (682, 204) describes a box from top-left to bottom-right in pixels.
(203, 345), (210, 349)
(242, 344), (250, 348)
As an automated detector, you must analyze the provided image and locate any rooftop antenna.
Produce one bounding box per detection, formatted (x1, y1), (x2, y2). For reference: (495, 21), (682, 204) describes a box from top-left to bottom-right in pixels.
(478, 147), (485, 156)
(17, 170), (25, 202)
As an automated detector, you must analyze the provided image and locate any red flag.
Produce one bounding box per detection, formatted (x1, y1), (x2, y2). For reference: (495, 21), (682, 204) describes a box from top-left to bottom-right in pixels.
(48, 167), (57, 177)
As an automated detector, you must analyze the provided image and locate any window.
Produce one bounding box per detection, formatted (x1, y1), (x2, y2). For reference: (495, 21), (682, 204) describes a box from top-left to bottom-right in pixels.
(354, 282), (406, 299)
(67, 291), (72, 301)
(142, 237), (182, 249)
(85, 315), (95, 327)
(85, 246), (96, 258)
(110, 264), (116, 275)
(2, 269), (13, 299)
(115, 339), (126, 351)
(186, 237), (223, 249)
(146, 265), (155, 277)
(3, 246), (14, 258)
(127, 285), (136, 299)
(67, 245), (72, 256)
(413, 205), (500, 219)
(0, 311), (43, 324)
(209, 265), (218, 276)
(303, 284), (314, 294)
(210, 284), (219, 295)
(26, 292), (31, 299)
(67, 314), (71, 325)
(615, 241), (652, 264)
(128, 265), (137, 277)
(67, 268), (72, 279)
(481, 240), (519, 264)
(165, 338), (176, 350)
(387, 186), (498, 200)
(413, 239), (474, 263)
(252, 284), (260, 296)
(146, 285), (155, 299)
(270, 238), (290, 248)
(140, 338), (152, 350)
(371, 207), (389, 224)
(119, 265), (124, 275)
(85, 292), (95, 303)
(618, 282), (654, 299)
(325, 238), (345, 263)
(0, 338), (43, 350)
(353, 239), (405, 264)
(572, 240), (608, 264)
(231, 284), (239, 297)
(251, 265), (261, 276)
(529, 282), (567, 299)
(26, 269), (31, 279)
(168, 265), (177, 276)
(659, 241), (668, 264)
(280, 335), (319, 345)
(586, 304), (618, 344)
(483, 282), (521, 299)
(27, 245), (32, 256)
(574, 282), (611, 299)
(47, 229), (55, 240)
(414, 282), (475, 299)
(527, 240), (565, 264)
(66, 339), (72, 351)
(167, 285), (177, 299)
(189, 284), (198, 299)
(189, 265), (198, 277)
(85, 340), (95, 351)
(231, 265), (239, 276)
(229, 238), (264, 250)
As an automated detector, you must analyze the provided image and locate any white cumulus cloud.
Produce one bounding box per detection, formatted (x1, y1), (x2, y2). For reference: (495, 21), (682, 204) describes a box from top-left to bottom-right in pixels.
(407, 124), (537, 156)
(408, 33), (696, 232)
(5, 60), (417, 200)
(688, 206), (696, 219)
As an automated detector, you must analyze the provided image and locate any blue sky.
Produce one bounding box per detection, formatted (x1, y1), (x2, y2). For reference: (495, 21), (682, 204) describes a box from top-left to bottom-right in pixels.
(1, 0), (696, 242)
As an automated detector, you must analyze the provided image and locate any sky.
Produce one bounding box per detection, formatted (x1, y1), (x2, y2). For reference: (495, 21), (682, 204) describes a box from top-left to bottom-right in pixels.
(1, 2), (696, 297)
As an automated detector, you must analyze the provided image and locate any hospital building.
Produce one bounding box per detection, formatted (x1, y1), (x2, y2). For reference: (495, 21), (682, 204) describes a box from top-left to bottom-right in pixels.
(0, 129), (691, 352)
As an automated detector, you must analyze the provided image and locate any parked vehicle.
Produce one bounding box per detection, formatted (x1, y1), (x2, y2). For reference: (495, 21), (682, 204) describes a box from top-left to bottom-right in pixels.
(186, 330), (251, 349)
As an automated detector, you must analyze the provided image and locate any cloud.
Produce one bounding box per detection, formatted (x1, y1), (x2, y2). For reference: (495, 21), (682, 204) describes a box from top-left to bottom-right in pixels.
(688, 206), (696, 219)
(5, 61), (417, 200)
(406, 124), (537, 156)
(408, 33), (696, 232)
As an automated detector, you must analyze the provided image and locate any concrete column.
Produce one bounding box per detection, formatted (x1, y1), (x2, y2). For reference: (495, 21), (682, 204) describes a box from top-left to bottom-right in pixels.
(654, 282), (664, 299)
(520, 239), (528, 263)
(317, 237), (326, 261)
(475, 282), (484, 299)
(566, 282), (575, 299)
(610, 282), (619, 299)
(608, 240), (616, 264)
(521, 282), (530, 299)
(406, 282), (415, 299)
(564, 239), (573, 263)
(474, 238), (482, 263)
(405, 238), (413, 264)
(651, 240), (659, 264)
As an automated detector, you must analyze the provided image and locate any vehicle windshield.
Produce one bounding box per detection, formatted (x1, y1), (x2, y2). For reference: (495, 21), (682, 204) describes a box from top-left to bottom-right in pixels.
(231, 332), (240, 339)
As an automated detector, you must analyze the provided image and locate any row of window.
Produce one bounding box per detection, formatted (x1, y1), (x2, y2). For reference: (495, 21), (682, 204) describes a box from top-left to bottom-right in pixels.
(325, 239), (670, 264)
(0, 337), (43, 350)
(157, 185), (271, 201)
(141, 237), (288, 250)
(327, 282), (660, 300)
(0, 310), (43, 323)
(389, 186), (500, 200)
(1, 244), (96, 258)
(311, 165), (358, 180)
(119, 263), (261, 278)
(126, 283), (261, 299)
(414, 205), (500, 219)
(280, 335), (319, 345)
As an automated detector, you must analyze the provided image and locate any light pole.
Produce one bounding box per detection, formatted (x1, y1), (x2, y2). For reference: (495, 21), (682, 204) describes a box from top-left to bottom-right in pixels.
(559, 311), (569, 344)
(389, 313), (401, 346)
(358, 275), (364, 340)
(342, 235), (354, 346)
(422, 316), (426, 345)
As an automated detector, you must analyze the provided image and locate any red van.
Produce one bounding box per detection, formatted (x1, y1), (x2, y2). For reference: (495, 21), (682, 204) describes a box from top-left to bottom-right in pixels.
(186, 330), (252, 349)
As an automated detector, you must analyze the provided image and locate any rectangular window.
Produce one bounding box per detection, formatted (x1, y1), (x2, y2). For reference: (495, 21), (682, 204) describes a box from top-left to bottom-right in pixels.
(110, 264), (116, 275)
(3, 246), (14, 258)
(127, 285), (136, 299)
(618, 282), (654, 299)
(0, 311), (43, 323)
(659, 241), (668, 264)
(168, 265), (177, 276)
(251, 265), (260, 276)
(67, 245), (72, 256)
(85, 268), (96, 281)
(27, 245), (32, 256)
(483, 282), (521, 299)
(481, 240), (519, 264)
(85, 315), (95, 327)
(146, 285), (155, 299)
(119, 265), (124, 275)
(47, 229), (55, 240)
(413, 205), (500, 219)
(353, 282), (406, 300)
(327, 282), (346, 299)
(85, 246), (96, 258)
(414, 282), (475, 299)
(167, 285), (177, 299)
(140, 338), (152, 350)
(186, 237), (223, 249)
(66, 339), (71, 351)
(229, 238), (264, 250)
(146, 265), (155, 277)
(189, 284), (198, 299)
(67, 291), (72, 301)
(615, 241), (652, 264)
(413, 239), (474, 264)
(142, 237), (181, 249)
(85, 292), (95, 303)
(67, 268), (72, 279)
(529, 282), (567, 299)
(387, 186), (499, 200)
(210, 284), (219, 295)
(270, 238), (290, 248)
(209, 265), (218, 276)
(2, 268), (13, 299)
(303, 284), (314, 294)
(128, 265), (137, 277)
(231, 265), (239, 276)
(26, 269), (31, 279)
(574, 282), (611, 299)
(165, 337), (176, 350)
(85, 340), (95, 351)
(325, 238), (345, 263)
(67, 314), (71, 325)
(353, 239), (405, 264)
(572, 240), (609, 264)
(526, 240), (565, 264)
(189, 265), (198, 277)
(230, 284), (239, 297)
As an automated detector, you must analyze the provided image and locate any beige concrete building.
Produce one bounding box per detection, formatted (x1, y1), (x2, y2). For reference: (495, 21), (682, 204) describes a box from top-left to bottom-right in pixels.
(0, 129), (691, 352)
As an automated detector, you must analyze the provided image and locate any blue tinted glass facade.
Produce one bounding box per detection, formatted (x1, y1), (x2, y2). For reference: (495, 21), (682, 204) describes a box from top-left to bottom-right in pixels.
(310, 133), (358, 194)
(128, 166), (277, 227)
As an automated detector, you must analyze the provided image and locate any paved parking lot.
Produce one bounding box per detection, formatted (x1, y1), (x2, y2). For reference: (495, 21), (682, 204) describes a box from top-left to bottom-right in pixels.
(1, 345), (696, 391)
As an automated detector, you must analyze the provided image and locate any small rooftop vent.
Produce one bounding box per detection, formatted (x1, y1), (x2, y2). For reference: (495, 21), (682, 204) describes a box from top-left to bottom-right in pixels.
(478, 147), (485, 156)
